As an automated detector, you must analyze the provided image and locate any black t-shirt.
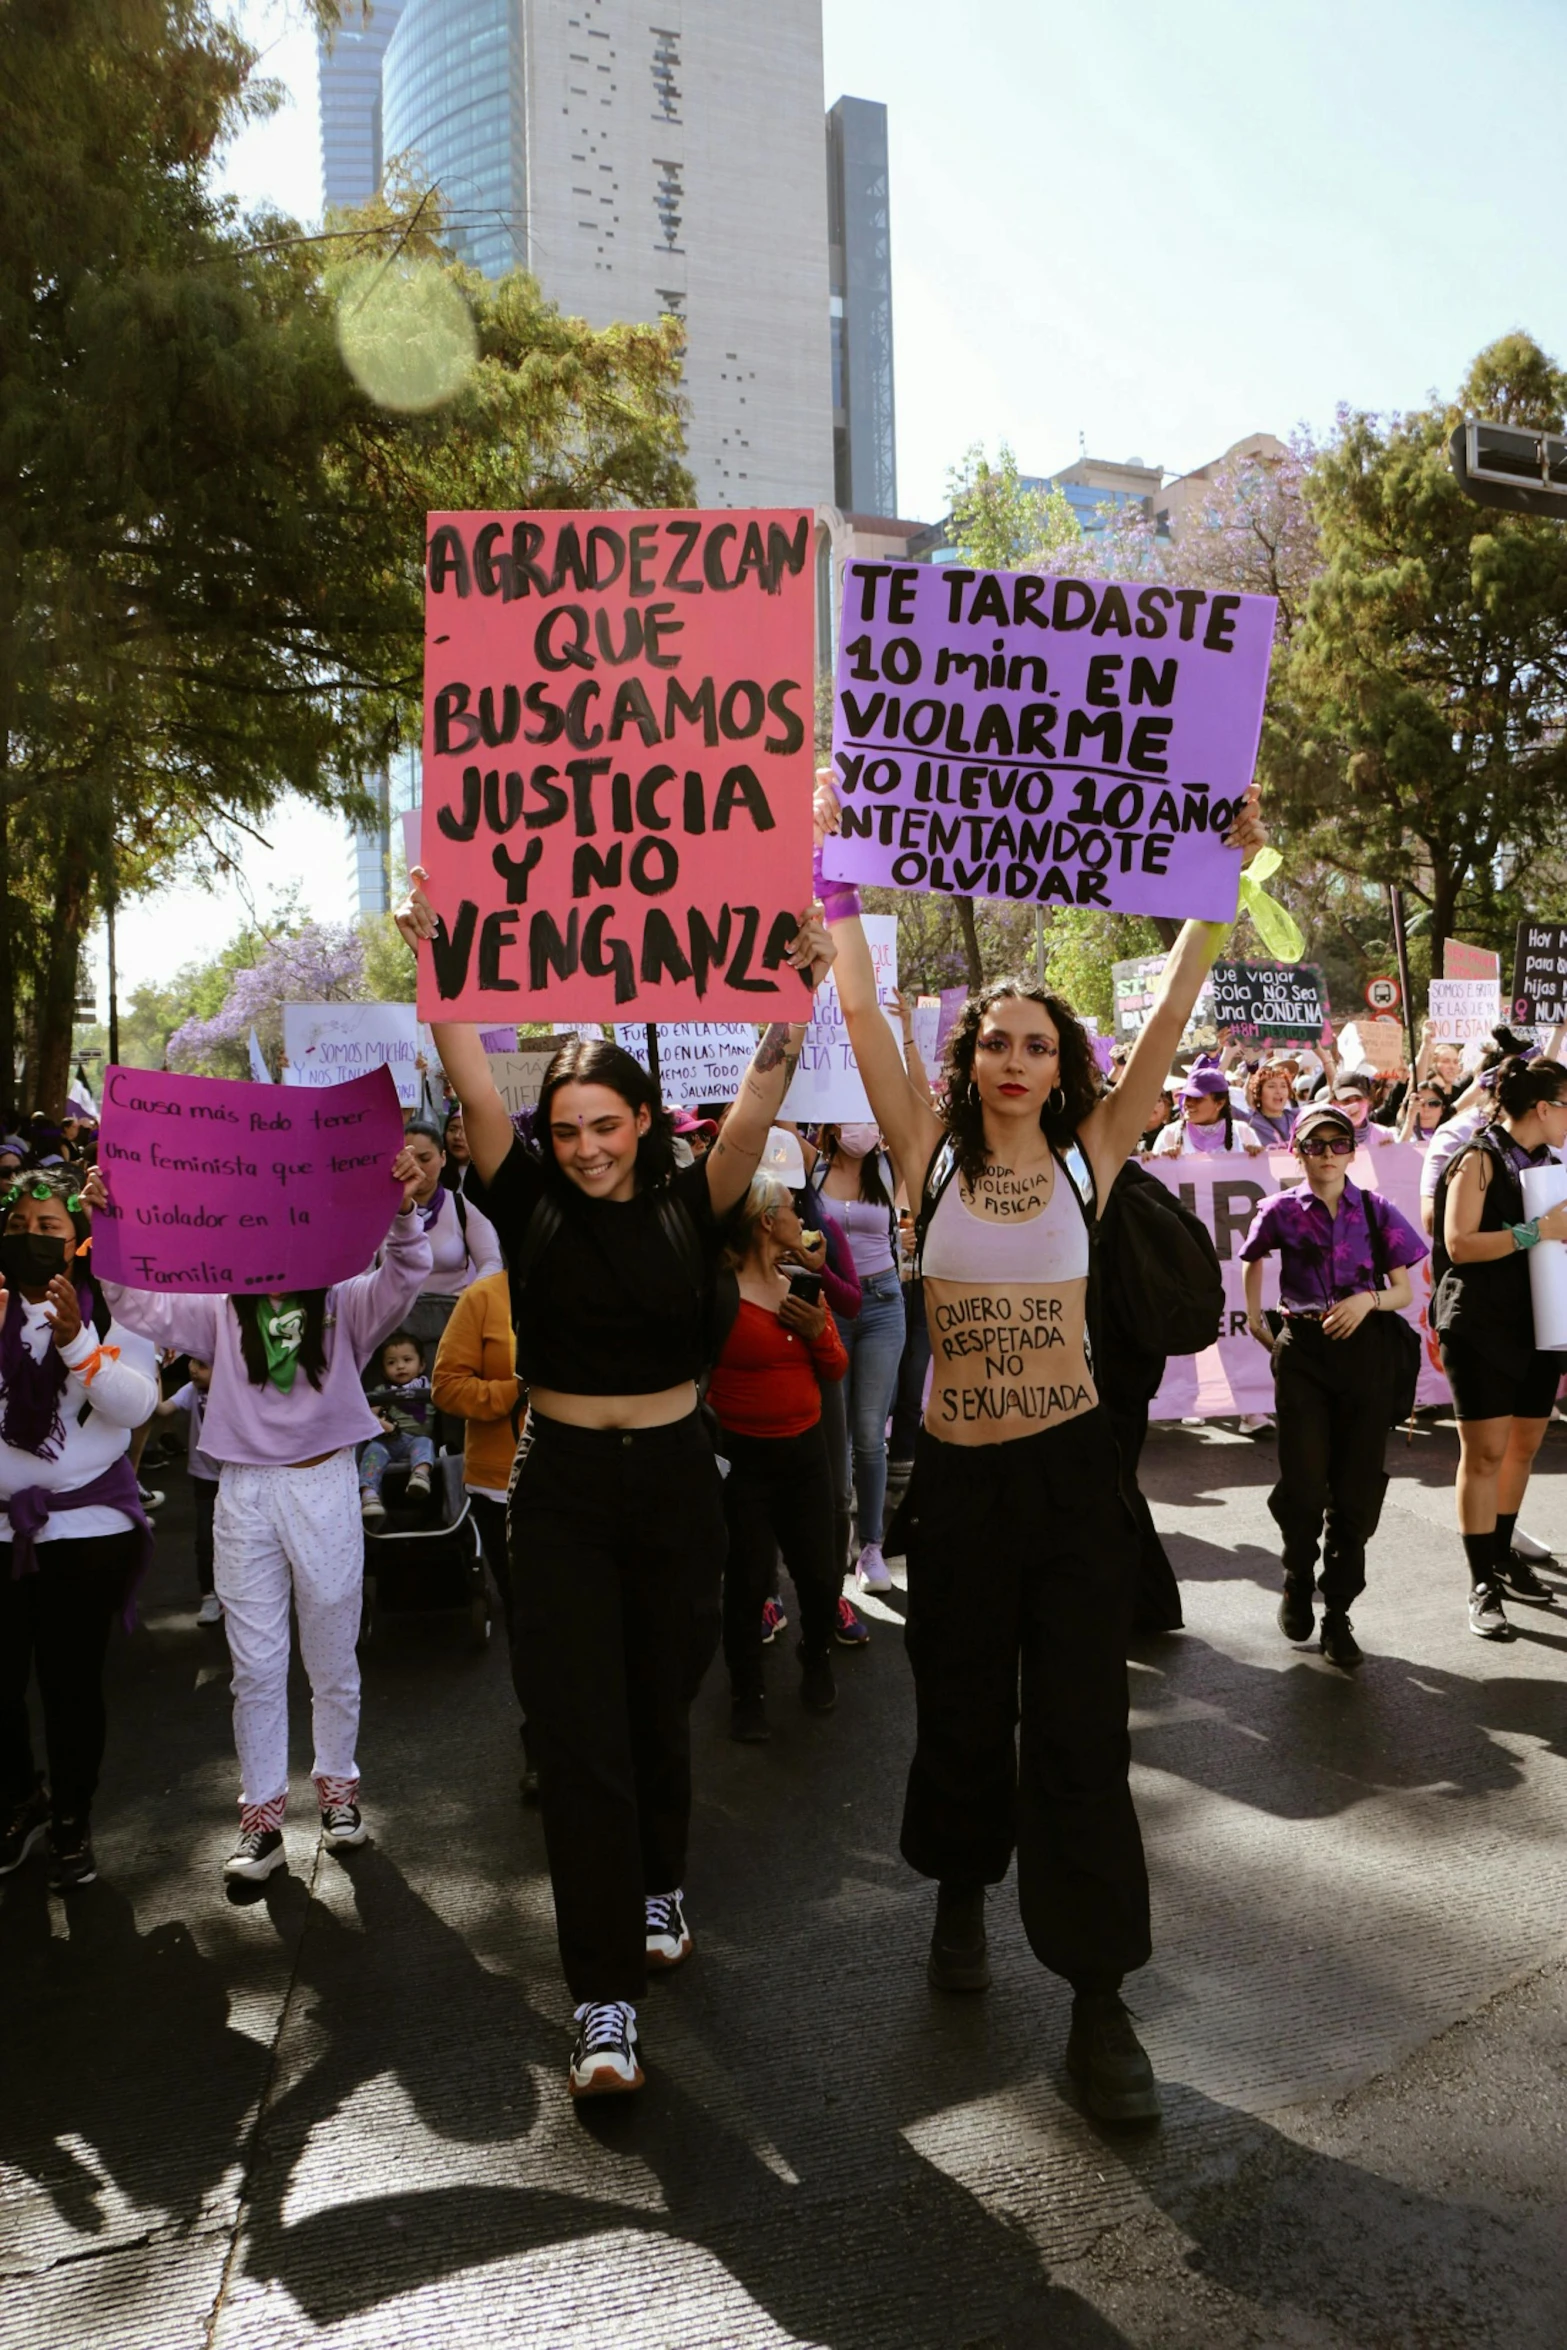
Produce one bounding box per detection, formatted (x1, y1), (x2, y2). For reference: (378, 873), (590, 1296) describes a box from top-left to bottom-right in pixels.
(466, 1144), (719, 1395)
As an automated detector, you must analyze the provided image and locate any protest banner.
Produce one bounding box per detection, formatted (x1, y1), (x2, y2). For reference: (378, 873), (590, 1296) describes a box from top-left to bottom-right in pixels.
(282, 1003), (421, 1111)
(934, 986), (967, 1059)
(1111, 954), (1212, 1043)
(1210, 960), (1329, 1045)
(1426, 977), (1502, 1044)
(1144, 1144), (1452, 1420)
(1511, 922), (1567, 1026)
(1443, 938), (1500, 983)
(821, 561), (1275, 921)
(780, 914), (901, 1123)
(478, 1025), (519, 1054)
(485, 1043), (577, 1116)
(912, 996), (941, 1073)
(416, 508), (815, 1023)
(94, 1065), (404, 1294)
(1336, 1017), (1404, 1075)
(615, 1022), (758, 1104)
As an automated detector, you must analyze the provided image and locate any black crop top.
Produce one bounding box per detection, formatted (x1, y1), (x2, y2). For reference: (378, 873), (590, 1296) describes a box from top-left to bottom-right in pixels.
(465, 1144), (719, 1395)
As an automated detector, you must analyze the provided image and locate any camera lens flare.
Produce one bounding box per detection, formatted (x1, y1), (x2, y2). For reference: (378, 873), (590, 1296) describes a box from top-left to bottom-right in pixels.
(335, 257), (478, 414)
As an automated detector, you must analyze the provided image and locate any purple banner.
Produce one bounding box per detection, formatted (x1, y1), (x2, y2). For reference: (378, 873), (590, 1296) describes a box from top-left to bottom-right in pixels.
(822, 562), (1275, 921)
(95, 1064), (405, 1293)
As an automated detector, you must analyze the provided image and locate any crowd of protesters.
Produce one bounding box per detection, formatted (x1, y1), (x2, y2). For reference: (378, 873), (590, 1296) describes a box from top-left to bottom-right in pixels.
(2, 786), (1563, 2126)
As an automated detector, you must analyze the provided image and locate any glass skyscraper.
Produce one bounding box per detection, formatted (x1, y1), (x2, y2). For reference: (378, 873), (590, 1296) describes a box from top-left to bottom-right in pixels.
(380, 0), (526, 281)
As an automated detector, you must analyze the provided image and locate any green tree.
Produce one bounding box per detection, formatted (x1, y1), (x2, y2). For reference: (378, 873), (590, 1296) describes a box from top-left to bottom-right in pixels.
(943, 443), (1081, 571)
(1280, 335), (1567, 958)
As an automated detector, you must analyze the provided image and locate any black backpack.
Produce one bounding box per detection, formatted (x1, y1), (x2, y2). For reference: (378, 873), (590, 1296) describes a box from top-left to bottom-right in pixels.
(1100, 1160), (1224, 1365)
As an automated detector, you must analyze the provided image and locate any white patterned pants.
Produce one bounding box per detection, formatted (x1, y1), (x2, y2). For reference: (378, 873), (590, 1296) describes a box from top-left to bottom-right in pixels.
(214, 1451), (364, 1808)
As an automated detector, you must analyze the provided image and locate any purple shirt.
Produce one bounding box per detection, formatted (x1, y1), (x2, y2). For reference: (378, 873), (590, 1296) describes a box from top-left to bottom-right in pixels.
(1239, 1176), (1428, 1314)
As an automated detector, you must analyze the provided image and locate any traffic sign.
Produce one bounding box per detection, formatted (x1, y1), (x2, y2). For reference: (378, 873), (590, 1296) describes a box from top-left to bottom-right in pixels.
(1365, 975), (1401, 1013)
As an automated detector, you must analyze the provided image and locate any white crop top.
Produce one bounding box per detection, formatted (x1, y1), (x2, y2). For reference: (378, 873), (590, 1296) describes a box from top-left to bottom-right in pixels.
(922, 1163), (1090, 1283)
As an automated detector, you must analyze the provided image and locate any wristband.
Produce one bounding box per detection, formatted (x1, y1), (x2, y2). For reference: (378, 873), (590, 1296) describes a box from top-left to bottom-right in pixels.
(1511, 1220), (1541, 1251)
(813, 843), (862, 924)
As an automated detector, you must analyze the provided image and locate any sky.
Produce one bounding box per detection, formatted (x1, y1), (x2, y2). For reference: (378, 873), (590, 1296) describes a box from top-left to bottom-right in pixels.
(101, 0), (1567, 1005)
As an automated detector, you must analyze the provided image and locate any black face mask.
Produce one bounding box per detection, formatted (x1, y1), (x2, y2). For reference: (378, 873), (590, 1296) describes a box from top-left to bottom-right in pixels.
(0, 1232), (71, 1290)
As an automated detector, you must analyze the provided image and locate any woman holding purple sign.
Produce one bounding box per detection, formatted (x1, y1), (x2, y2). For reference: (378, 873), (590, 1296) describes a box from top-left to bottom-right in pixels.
(0, 1169), (159, 1894)
(88, 1145), (429, 1889)
(802, 770), (1264, 2127)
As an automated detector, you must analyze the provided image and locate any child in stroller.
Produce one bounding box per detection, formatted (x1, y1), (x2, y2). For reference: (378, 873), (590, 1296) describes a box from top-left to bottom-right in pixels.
(359, 1331), (435, 1524)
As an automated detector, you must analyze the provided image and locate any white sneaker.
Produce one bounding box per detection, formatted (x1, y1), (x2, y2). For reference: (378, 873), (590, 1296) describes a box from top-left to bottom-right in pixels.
(406, 1466), (432, 1499)
(569, 2000), (643, 2097)
(360, 1491), (386, 1525)
(645, 1888), (691, 1969)
(855, 1542), (892, 1593)
(196, 1592), (223, 1626)
(1237, 1413), (1272, 1434)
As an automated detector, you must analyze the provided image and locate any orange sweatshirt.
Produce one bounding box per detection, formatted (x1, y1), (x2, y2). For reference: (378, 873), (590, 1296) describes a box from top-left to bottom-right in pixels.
(431, 1272), (521, 1495)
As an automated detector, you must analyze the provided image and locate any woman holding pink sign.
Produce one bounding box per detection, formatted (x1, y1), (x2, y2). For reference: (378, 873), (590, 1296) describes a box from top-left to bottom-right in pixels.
(801, 770), (1264, 2127)
(88, 1145), (430, 1888)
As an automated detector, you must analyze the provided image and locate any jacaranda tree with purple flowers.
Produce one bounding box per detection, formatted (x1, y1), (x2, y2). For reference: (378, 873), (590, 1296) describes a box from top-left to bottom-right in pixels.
(166, 923), (365, 1081)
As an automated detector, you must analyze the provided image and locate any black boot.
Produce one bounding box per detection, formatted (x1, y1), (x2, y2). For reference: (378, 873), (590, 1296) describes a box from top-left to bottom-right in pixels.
(729, 1690), (770, 1743)
(1066, 1992), (1161, 2124)
(797, 1645), (837, 1714)
(1277, 1577), (1314, 1643)
(927, 1881), (990, 1991)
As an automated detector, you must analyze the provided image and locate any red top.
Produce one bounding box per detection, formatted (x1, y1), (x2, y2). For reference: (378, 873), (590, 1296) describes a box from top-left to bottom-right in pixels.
(708, 1300), (848, 1440)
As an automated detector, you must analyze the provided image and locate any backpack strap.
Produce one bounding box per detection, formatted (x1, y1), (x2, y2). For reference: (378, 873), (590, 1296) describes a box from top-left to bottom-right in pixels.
(913, 1136), (961, 1276)
(508, 1191), (564, 1295)
(1051, 1135), (1103, 1377)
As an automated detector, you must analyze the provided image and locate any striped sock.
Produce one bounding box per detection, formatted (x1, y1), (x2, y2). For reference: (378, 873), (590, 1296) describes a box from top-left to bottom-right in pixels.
(314, 1773), (359, 1811)
(240, 1793), (286, 1836)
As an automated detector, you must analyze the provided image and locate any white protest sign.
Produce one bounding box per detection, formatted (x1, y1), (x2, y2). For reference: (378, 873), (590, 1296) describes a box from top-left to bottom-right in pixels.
(912, 997), (941, 1071)
(614, 1023), (758, 1104)
(1426, 977), (1502, 1044)
(780, 914), (902, 1122)
(282, 1002), (421, 1110)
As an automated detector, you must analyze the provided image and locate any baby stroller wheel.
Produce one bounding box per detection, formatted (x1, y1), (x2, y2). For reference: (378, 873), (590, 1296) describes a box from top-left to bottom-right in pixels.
(467, 1588), (491, 1650)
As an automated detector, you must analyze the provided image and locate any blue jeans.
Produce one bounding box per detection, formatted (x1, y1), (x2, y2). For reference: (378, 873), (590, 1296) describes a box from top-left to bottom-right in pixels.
(359, 1431), (436, 1495)
(840, 1269), (905, 1552)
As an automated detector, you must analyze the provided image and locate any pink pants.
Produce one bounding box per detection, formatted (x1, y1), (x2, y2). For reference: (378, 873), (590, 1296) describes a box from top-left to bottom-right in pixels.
(214, 1452), (364, 1808)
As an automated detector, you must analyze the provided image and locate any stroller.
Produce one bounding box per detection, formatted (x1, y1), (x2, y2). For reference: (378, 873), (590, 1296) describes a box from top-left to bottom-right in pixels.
(358, 1375), (491, 1652)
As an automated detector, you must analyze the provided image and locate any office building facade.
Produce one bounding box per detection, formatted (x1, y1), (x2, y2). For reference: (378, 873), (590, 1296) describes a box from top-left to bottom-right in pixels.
(826, 96), (896, 519)
(317, 0), (407, 214)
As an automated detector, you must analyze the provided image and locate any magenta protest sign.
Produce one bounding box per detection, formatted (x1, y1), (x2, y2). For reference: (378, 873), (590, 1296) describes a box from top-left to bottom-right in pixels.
(821, 563), (1275, 921)
(94, 1064), (405, 1293)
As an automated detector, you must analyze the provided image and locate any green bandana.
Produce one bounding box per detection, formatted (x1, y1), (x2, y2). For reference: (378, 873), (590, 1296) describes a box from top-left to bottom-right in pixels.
(257, 1296), (306, 1393)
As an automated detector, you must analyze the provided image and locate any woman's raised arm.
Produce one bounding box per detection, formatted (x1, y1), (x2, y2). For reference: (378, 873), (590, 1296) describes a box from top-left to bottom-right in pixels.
(394, 869), (515, 1181)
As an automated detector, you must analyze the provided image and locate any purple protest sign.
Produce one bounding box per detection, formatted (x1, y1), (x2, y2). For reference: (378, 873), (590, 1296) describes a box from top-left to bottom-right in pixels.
(821, 563), (1275, 921)
(94, 1064), (405, 1293)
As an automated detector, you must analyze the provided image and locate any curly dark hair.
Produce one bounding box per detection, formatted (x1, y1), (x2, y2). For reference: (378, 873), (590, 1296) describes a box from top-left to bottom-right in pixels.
(535, 1037), (677, 1193)
(939, 978), (1100, 1181)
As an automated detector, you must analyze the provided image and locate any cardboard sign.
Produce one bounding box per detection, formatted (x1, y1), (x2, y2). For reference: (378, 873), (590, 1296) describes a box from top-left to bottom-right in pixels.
(282, 1002), (421, 1111)
(1211, 961), (1329, 1044)
(485, 1045), (576, 1116)
(780, 915), (902, 1123)
(417, 508), (815, 1023)
(1444, 938), (1500, 983)
(614, 1023), (757, 1104)
(1146, 1145), (1452, 1420)
(1426, 977), (1502, 1043)
(1337, 1017), (1404, 1074)
(1512, 923), (1567, 1026)
(1111, 954), (1213, 1042)
(822, 561), (1274, 919)
(94, 1065), (404, 1293)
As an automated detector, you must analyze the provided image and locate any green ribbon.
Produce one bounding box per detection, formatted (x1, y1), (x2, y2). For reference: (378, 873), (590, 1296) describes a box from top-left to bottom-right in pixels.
(257, 1296), (306, 1393)
(1235, 847), (1305, 964)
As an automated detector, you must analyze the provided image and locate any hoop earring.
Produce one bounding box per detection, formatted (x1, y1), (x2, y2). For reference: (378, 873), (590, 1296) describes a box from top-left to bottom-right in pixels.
(966, 1079), (981, 1108)
(1045, 1086), (1065, 1116)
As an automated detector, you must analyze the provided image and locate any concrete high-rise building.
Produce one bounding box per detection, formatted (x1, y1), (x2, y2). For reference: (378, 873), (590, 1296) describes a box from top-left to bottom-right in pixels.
(378, 0), (833, 510)
(826, 96), (895, 519)
(317, 0), (406, 213)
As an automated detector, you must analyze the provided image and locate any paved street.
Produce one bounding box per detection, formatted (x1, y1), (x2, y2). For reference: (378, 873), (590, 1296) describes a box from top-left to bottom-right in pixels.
(4, 1417), (1567, 2350)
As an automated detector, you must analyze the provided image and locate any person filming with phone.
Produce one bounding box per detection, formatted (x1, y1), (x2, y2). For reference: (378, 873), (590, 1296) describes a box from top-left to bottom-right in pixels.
(708, 1175), (848, 1742)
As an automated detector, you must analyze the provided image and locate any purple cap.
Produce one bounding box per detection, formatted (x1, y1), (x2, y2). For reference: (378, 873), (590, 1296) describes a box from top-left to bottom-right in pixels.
(1180, 1055), (1230, 1104)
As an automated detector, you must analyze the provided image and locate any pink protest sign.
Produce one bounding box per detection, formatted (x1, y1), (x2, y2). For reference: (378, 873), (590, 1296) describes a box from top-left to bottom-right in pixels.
(417, 508), (815, 1022)
(94, 1064), (405, 1293)
(822, 563), (1275, 921)
(1443, 938), (1501, 983)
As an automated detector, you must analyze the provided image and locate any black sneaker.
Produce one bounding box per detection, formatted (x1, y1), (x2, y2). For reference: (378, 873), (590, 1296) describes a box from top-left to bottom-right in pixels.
(1498, 1555), (1558, 1607)
(927, 1882), (991, 1991)
(1468, 1582), (1517, 1641)
(1320, 1611), (1363, 1670)
(798, 1646), (837, 1715)
(0, 1781), (50, 1876)
(1066, 1993), (1162, 2124)
(1277, 1582), (1314, 1643)
(569, 2000), (643, 2097)
(729, 1693), (770, 1743)
(320, 1800), (368, 1850)
(223, 1826), (287, 1882)
(645, 1887), (692, 1970)
(47, 1821), (97, 1892)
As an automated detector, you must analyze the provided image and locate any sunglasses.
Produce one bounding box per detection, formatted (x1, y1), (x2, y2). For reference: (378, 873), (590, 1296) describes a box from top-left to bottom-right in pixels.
(1299, 1134), (1355, 1159)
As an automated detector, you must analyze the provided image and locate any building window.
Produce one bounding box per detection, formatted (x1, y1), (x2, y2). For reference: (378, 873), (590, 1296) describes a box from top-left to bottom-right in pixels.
(651, 26), (681, 121)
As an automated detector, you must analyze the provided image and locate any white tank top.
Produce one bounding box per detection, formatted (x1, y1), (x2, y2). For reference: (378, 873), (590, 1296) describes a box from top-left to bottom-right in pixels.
(921, 1161), (1090, 1283)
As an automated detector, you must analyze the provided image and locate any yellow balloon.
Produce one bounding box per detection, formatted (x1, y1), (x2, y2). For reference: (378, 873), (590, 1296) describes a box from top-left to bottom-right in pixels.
(335, 257), (478, 414)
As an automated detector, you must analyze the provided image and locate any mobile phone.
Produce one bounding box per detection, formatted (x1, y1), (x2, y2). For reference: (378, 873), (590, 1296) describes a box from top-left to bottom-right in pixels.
(786, 1269), (824, 1307)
